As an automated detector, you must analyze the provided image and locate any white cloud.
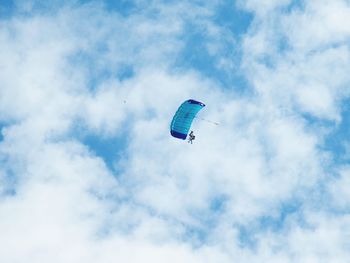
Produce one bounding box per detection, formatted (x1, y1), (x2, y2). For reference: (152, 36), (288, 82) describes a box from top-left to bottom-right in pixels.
(242, 0), (350, 120)
(283, 0), (350, 52)
(1, 0), (350, 262)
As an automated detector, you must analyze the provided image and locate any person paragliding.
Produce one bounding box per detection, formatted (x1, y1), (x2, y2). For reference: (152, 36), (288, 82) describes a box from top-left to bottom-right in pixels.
(188, 131), (195, 144)
(170, 99), (205, 142)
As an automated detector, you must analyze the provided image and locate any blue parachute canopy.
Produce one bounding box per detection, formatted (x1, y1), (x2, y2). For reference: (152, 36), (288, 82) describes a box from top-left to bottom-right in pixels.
(170, 99), (205, 140)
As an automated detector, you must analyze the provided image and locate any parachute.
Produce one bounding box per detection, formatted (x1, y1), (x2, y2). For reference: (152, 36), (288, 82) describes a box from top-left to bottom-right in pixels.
(170, 99), (205, 140)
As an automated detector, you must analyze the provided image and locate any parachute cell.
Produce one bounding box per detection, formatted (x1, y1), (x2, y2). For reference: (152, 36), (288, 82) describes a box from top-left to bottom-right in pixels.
(170, 99), (205, 140)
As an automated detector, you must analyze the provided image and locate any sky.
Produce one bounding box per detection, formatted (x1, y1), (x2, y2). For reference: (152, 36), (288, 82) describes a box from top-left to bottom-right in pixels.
(1, 0), (350, 262)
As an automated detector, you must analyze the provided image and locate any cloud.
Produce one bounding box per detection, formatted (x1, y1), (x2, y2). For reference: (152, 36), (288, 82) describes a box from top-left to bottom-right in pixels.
(242, 0), (350, 120)
(1, 0), (350, 262)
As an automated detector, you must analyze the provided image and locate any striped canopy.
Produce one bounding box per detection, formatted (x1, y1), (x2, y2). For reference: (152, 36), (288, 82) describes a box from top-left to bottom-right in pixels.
(170, 99), (205, 140)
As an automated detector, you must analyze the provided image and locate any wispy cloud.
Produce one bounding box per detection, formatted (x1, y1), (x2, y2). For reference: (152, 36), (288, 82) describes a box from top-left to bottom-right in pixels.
(1, 0), (350, 262)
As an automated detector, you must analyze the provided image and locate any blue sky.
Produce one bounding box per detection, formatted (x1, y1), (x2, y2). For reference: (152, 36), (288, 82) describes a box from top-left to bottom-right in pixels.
(1, 0), (350, 262)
